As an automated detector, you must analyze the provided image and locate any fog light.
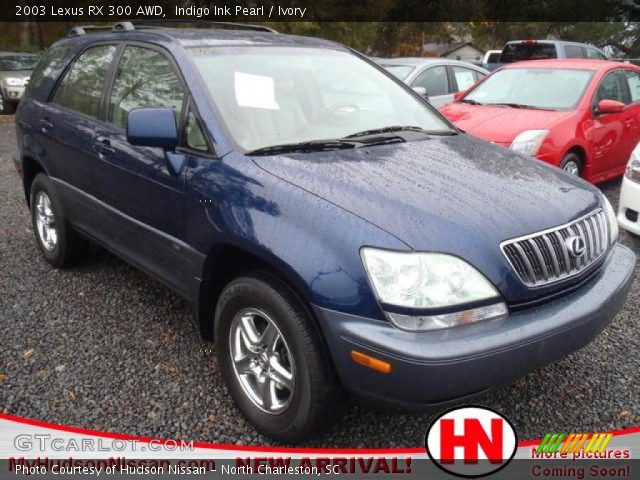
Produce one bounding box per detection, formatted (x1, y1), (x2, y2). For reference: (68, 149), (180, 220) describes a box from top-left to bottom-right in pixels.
(626, 209), (639, 223)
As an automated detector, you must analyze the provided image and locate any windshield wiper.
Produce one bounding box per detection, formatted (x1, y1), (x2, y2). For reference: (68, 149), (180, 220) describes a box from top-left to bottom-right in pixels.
(459, 98), (483, 105)
(345, 125), (456, 138)
(487, 102), (556, 111)
(246, 140), (358, 156)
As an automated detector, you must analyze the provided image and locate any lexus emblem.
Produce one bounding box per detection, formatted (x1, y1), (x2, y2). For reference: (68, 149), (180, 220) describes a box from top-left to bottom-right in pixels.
(565, 235), (586, 258)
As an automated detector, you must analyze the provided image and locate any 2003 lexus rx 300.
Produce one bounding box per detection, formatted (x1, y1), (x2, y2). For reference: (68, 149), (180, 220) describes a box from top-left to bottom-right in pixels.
(14, 23), (636, 442)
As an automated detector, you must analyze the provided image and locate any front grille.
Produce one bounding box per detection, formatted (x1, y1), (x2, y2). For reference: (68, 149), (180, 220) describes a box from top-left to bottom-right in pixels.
(501, 209), (609, 287)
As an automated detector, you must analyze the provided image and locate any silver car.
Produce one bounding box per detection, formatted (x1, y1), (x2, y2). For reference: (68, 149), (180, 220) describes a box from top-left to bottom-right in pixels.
(377, 57), (488, 108)
(0, 52), (39, 115)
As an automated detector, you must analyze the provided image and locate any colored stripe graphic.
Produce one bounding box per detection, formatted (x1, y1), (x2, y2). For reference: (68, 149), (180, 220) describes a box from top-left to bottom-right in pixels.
(537, 432), (614, 454)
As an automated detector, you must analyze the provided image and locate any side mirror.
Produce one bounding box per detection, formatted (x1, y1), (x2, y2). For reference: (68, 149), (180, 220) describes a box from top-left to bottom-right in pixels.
(127, 107), (178, 149)
(412, 86), (427, 96)
(596, 99), (625, 114)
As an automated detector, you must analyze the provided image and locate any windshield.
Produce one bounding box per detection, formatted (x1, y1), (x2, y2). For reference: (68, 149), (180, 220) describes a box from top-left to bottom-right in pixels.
(0, 55), (39, 71)
(189, 47), (453, 152)
(500, 43), (557, 63)
(381, 65), (415, 80)
(464, 68), (593, 110)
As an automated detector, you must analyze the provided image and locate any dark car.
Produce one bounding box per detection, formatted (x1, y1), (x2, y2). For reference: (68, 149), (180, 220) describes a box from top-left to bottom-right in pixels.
(14, 22), (635, 442)
(0, 52), (39, 114)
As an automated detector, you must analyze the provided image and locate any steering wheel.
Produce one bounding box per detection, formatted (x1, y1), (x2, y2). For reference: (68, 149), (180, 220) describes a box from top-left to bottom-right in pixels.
(315, 102), (361, 123)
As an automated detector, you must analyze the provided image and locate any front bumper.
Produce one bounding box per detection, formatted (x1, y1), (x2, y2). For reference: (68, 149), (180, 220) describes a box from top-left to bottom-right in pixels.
(314, 244), (635, 409)
(618, 175), (640, 236)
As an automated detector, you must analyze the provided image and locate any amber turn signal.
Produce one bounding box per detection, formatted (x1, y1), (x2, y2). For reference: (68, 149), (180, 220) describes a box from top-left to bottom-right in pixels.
(351, 350), (392, 374)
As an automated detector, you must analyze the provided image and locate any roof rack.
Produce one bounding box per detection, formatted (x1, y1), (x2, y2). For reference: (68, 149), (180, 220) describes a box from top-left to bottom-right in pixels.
(68, 25), (115, 37)
(116, 20), (277, 33)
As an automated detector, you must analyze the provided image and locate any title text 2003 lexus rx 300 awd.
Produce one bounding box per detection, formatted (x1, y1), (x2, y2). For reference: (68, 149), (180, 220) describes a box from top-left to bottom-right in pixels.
(14, 23), (635, 442)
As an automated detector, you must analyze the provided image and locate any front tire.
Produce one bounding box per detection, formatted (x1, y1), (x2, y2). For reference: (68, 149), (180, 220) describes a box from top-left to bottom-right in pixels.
(215, 272), (343, 442)
(560, 152), (582, 177)
(30, 173), (84, 268)
(0, 92), (16, 115)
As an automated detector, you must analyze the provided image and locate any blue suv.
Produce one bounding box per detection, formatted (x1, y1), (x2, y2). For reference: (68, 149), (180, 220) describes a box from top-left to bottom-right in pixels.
(14, 22), (635, 442)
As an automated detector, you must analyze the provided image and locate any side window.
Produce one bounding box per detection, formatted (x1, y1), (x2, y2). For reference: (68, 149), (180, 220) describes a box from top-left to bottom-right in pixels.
(452, 66), (479, 92)
(564, 45), (585, 59)
(473, 71), (485, 82)
(108, 46), (184, 129)
(625, 70), (640, 103)
(185, 109), (208, 152)
(52, 45), (116, 117)
(28, 45), (69, 92)
(411, 66), (448, 96)
(595, 70), (631, 105)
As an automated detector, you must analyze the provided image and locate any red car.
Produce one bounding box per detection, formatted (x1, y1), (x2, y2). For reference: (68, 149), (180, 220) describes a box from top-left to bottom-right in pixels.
(439, 59), (640, 184)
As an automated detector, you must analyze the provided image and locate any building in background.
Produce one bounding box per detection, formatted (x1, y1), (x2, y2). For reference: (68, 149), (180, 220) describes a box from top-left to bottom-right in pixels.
(422, 42), (484, 63)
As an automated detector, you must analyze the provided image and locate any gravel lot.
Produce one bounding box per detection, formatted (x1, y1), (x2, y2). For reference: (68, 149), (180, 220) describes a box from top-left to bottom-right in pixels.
(0, 114), (638, 448)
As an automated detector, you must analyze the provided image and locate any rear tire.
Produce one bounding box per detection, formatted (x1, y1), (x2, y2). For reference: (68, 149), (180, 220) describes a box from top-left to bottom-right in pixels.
(30, 173), (84, 268)
(560, 152), (582, 177)
(215, 272), (343, 442)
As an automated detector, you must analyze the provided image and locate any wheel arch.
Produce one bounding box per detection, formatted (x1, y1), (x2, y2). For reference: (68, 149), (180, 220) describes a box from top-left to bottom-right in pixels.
(195, 243), (322, 344)
(21, 155), (47, 207)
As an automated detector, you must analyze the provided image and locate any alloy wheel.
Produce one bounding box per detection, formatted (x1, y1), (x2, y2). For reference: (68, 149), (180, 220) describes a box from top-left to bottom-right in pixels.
(35, 191), (57, 251)
(563, 160), (579, 176)
(229, 308), (295, 414)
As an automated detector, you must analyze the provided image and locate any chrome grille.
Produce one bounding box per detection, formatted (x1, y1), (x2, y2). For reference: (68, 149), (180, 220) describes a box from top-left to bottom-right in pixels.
(501, 209), (608, 287)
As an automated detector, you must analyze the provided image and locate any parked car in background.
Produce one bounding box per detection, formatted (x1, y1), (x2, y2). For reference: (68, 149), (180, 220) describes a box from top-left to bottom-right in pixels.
(440, 59), (640, 184)
(14, 23), (634, 443)
(0, 52), (39, 114)
(618, 143), (640, 237)
(500, 40), (608, 63)
(376, 58), (488, 107)
(482, 49), (502, 71)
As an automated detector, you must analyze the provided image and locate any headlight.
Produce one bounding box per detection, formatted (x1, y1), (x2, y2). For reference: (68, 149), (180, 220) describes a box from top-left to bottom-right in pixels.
(509, 130), (549, 156)
(3, 77), (24, 86)
(625, 143), (640, 183)
(602, 195), (619, 245)
(361, 248), (507, 331)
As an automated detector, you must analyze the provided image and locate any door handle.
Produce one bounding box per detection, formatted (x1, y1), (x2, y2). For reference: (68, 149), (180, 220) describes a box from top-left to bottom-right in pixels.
(94, 136), (115, 155)
(39, 118), (53, 132)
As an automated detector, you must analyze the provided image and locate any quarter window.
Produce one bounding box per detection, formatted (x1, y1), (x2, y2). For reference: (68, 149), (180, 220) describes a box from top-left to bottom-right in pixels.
(411, 66), (448, 96)
(185, 109), (208, 152)
(587, 48), (607, 60)
(28, 46), (68, 92)
(108, 46), (184, 128)
(52, 45), (116, 117)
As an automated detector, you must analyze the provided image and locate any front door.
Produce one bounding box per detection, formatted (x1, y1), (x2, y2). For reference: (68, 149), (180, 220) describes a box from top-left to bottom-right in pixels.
(91, 44), (190, 295)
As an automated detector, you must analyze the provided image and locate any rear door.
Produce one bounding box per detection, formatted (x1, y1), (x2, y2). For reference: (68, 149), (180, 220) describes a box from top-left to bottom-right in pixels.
(37, 43), (117, 208)
(589, 69), (635, 175)
(450, 65), (485, 96)
(409, 65), (451, 107)
(90, 43), (191, 295)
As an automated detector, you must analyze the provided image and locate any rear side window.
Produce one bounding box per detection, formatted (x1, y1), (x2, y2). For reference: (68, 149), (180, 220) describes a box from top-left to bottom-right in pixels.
(452, 66), (480, 91)
(27, 46), (68, 92)
(411, 66), (448, 96)
(564, 45), (585, 59)
(500, 43), (557, 63)
(108, 46), (184, 129)
(52, 45), (116, 118)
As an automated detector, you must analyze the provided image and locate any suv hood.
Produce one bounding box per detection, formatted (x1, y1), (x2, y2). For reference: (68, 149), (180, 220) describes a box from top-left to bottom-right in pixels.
(0, 69), (31, 81)
(439, 103), (574, 144)
(252, 134), (602, 302)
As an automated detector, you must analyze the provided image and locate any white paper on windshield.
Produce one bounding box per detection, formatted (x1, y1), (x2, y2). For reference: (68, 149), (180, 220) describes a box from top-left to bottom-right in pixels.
(234, 72), (280, 110)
